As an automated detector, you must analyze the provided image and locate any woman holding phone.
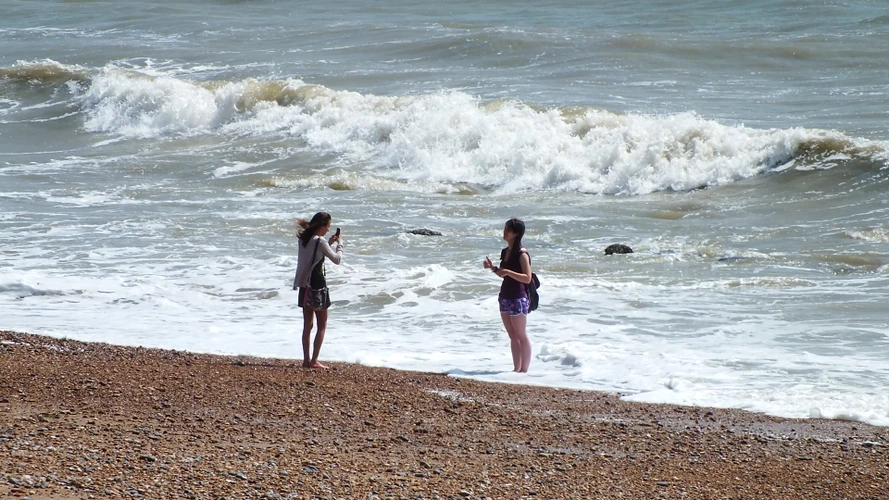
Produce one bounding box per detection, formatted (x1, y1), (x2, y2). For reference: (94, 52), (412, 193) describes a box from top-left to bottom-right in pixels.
(483, 218), (533, 372)
(293, 212), (343, 369)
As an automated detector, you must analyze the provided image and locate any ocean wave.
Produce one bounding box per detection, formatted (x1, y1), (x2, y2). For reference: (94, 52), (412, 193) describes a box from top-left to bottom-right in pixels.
(0, 282), (68, 298)
(261, 171), (480, 195)
(844, 228), (889, 243)
(5, 60), (889, 195)
(0, 59), (89, 85)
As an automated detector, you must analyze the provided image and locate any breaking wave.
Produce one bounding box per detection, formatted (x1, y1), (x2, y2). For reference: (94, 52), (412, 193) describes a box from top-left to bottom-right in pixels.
(5, 59), (889, 195)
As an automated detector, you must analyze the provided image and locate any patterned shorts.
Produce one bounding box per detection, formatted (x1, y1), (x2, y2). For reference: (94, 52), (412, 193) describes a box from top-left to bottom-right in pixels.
(498, 296), (529, 316)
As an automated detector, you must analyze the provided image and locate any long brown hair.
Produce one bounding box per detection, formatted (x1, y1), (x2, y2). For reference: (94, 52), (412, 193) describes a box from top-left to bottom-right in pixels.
(298, 212), (331, 247)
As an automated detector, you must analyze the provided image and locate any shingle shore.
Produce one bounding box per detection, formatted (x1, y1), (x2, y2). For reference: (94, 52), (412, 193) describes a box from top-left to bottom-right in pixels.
(1, 330), (887, 499)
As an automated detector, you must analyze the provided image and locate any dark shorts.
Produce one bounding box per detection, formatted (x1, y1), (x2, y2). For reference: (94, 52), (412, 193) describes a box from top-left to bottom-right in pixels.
(298, 287), (331, 310)
(498, 296), (529, 316)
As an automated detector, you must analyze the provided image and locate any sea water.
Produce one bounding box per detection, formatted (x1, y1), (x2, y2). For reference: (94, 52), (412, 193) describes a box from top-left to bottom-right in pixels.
(2, 0), (888, 427)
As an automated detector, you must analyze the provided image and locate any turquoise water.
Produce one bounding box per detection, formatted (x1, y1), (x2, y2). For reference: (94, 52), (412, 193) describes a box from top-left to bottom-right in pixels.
(2, 0), (888, 426)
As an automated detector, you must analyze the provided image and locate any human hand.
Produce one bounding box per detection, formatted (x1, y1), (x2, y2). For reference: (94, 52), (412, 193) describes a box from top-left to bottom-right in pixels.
(329, 229), (342, 245)
(483, 256), (493, 269)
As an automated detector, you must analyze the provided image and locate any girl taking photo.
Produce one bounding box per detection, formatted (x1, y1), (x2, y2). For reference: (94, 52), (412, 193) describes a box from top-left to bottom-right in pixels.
(293, 212), (344, 369)
(483, 218), (533, 372)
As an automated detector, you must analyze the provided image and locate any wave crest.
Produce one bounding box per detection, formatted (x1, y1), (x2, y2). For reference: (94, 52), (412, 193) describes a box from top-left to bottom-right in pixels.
(7, 61), (889, 195)
(0, 59), (89, 85)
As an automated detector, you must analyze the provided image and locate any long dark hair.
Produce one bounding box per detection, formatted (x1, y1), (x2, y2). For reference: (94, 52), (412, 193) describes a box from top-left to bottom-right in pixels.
(298, 212), (331, 247)
(505, 218), (525, 263)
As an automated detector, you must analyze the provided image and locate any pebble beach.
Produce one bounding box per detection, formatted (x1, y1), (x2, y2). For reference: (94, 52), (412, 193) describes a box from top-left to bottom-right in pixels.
(1, 330), (887, 499)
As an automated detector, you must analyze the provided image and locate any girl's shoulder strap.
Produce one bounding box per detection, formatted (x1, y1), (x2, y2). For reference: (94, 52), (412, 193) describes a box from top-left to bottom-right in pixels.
(300, 233), (321, 247)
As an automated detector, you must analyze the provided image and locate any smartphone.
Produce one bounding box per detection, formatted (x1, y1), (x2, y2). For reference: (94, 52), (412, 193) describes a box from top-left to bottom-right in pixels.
(335, 227), (341, 237)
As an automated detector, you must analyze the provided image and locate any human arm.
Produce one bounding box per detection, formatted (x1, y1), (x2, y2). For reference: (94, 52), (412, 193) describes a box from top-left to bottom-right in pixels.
(319, 236), (344, 265)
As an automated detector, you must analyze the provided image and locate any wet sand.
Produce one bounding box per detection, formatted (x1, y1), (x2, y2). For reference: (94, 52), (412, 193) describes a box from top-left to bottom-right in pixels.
(1, 330), (887, 499)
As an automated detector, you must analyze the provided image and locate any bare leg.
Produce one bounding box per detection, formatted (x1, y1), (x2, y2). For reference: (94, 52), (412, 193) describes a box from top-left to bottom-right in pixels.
(301, 305), (316, 367)
(301, 305), (315, 368)
(308, 309), (329, 369)
(507, 313), (531, 372)
(500, 312), (522, 372)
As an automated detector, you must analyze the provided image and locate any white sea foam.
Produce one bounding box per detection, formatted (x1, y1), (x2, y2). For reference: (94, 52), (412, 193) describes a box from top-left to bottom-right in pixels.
(80, 69), (220, 137)
(212, 161), (265, 178)
(69, 67), (889, 195)
(0, 98), (19, 115)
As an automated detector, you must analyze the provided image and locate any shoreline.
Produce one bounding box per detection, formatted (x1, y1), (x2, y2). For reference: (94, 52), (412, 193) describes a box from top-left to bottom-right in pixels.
(2, 330), (887, 499)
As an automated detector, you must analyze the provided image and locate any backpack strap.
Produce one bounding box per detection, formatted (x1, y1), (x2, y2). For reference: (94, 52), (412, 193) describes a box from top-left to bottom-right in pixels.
(518, 248), (534, 289)
(313, 236), (321, 260)
(518, 248), (532, 268)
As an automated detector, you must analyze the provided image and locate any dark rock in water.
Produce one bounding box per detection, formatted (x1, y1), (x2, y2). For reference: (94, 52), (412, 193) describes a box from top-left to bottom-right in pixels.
(717, 256), (745, 263)
(407, 228), (443, 236)
(604, 243), (633, 255)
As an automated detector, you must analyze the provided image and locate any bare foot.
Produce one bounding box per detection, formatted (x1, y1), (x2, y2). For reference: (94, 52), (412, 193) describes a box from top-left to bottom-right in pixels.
(309, 362), (329, 369)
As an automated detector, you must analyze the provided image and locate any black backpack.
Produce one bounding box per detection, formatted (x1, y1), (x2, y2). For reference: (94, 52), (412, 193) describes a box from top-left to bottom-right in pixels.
(526, 271), (541, 312)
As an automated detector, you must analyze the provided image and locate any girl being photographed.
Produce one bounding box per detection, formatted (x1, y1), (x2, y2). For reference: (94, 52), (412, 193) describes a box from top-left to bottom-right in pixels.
(483, 218), (533, 372)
